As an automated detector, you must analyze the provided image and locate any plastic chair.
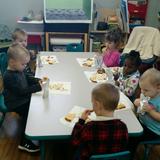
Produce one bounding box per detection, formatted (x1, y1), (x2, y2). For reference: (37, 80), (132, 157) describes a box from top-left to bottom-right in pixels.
(0, 52), (8, 76)
(90, 151), (130, 160)
(140, 139), (160, 160)
(0, 94), (8, 127)
(66, 43), (84, 52)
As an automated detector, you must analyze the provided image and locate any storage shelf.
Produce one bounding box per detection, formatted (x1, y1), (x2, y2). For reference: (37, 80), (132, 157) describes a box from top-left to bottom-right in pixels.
(17, 20), (43, 24)
(45, 32), (88, 52)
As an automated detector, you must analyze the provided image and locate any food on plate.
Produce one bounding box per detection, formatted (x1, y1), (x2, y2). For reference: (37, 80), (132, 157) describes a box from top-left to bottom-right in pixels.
(97, 68), (106, 74)
(82, 58), (94, 67)
(65, 113), (75, 122)
(90, 72), (107, 83)
(48, 60), (54, 64)
(116, 103), (126, 110)
(49, 83), (66, 91)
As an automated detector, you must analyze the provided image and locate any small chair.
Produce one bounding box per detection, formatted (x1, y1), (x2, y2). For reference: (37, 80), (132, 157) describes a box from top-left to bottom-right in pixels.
(66, 43), (84, 52)
(90, 151), (130, 160)
(0, 52), (8, 76)
(140, 139), (160, 160)
(0, 94), (8, 127)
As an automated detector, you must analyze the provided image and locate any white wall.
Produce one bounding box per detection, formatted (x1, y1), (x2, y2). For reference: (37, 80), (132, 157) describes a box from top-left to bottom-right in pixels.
(145, 0), (160, 27)
(0, 0), (43, 31)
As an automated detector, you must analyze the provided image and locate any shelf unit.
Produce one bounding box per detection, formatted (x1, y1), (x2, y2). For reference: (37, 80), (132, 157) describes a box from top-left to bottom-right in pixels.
(45, 32), (88, 52)
(89, 30), (107, 52)
(128, 0), (148, 30)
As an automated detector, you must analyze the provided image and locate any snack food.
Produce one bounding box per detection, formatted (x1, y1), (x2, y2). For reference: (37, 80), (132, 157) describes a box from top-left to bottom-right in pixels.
(64, 113), (75, 122)
(116, 103), (126, 110)
(49, 83), (65, 91)
(90, 72), (107, 83)
(97, 68), (106, 74)
(82, 58), (94, 67)
(43, 76), (49, 81)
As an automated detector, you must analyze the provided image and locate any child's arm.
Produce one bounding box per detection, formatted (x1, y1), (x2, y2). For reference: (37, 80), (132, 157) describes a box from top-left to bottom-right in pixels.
(123, 77), (139, 97)
(142, 103), (160, 122)
(71, 109), (92, 146)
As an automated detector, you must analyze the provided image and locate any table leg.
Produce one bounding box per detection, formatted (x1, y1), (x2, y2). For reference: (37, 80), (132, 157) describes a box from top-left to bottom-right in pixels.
(40, 141), (45, 160)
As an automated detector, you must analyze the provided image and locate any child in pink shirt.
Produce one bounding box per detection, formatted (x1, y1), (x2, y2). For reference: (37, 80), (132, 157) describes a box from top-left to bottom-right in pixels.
(103, 27), (123, 67)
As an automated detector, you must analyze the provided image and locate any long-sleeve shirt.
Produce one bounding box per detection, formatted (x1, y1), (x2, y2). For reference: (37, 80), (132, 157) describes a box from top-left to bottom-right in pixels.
(103, 50), (120, 67)
(71, 116), (128, 160)
(118, 69), (140, 97)
(3, 70), (41, 110)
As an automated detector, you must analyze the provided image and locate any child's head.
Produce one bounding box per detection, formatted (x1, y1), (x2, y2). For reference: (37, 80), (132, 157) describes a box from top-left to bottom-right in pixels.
(7, 44), (30, 72)
(139, 68), (160, 98)
(105, 27), (123, 50)
(91, 83), (119, 115)
(12, 28), (28, 47)
(123, 50), (141, 76)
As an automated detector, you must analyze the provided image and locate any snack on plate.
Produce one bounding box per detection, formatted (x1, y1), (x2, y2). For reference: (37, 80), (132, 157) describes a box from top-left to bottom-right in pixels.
(65, 113), (75, 122)
(116, 103), (126, 110)
(49, 83), (65, 91)
(97, 68), (106, 74)
(82, 58), (94, 67)
(90, 72), (107, 83)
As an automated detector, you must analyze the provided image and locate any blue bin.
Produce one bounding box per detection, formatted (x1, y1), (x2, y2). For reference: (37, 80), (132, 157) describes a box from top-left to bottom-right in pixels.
(66, 43), (84, 52)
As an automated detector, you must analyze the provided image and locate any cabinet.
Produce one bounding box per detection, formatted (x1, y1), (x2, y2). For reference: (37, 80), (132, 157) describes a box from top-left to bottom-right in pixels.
(128, 0), (148, 29)
(45, 32), (88, 52)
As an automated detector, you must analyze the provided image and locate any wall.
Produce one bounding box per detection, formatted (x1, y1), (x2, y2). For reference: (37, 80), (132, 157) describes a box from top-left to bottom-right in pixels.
(0, 0), (43, 32)
(145, 0), (160, 28)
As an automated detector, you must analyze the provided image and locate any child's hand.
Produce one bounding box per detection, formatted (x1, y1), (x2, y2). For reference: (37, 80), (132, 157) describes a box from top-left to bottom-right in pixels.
(142, 103), (154, 113)
(134, 98), (140, 107)
(81, 109), (93, 121)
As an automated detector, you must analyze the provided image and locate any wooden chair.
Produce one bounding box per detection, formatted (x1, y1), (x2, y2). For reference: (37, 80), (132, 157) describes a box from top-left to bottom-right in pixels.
(90, 151), (130, 160)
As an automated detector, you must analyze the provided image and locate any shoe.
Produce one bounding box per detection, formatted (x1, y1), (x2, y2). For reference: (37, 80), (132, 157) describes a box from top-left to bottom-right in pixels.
(18, 139), (40, 153)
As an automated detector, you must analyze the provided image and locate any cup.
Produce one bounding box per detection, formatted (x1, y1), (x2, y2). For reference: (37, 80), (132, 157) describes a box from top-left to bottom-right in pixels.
(94, 52), (103, 69)
(37, 54), (43, 68)
(42, 78), (49, 99)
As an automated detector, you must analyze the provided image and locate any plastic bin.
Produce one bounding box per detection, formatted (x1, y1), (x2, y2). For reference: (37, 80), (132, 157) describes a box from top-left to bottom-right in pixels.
(44, 0), (93, 23)
(66, 43), (83, 52)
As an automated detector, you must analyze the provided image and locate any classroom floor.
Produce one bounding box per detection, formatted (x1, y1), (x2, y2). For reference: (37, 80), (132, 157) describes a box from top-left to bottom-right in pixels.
(0, 113), (73, 160)
(0, 113), (160, 160)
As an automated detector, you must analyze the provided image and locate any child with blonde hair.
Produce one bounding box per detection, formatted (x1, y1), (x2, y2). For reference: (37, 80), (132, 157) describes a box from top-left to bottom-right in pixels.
(3, 44), (42, 152)
(12, 28), (37, 75)
(72, 83), (128, 160)
(129, 68), (160, 157)
(134, 68), (160, 137)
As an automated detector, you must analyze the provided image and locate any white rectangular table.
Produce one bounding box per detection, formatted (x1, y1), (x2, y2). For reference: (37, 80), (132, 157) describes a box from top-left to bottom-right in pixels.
(25, 52), (143, 159)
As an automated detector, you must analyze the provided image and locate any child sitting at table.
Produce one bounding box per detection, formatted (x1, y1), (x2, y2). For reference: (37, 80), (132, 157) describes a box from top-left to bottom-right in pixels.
(12, 28), (36, 75)
(3, 44), (42, 152)
(115, 50), (141, 101)
(71, 83), (128, 160)
(134, 68), (160, 138)
(102, 27), (124, 67)
(129, 68), (160, 157)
